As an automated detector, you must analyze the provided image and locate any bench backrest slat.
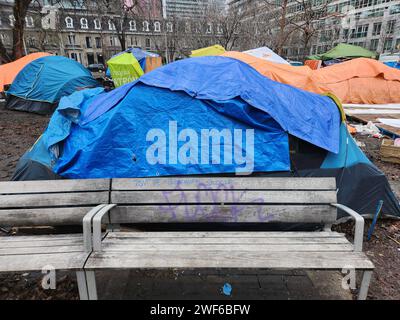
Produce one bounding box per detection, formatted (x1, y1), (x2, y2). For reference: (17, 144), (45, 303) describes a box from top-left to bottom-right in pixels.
(110, 177), (337, 225)
(0, 179), (111, 226)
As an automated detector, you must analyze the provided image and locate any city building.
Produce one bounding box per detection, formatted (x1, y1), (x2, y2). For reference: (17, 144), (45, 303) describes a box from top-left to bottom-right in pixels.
(228, 0), (400, 61)
(0, 0), (223, 65)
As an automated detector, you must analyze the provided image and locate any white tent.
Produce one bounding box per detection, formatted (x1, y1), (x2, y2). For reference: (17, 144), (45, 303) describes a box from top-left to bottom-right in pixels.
(244, 47), (290, 65)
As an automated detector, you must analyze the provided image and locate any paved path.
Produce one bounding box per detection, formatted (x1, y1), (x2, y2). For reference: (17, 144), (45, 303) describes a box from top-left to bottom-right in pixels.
(95, 269), (353, 300)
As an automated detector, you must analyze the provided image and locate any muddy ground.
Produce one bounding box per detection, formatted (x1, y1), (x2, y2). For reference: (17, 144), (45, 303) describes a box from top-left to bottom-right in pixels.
(0, 104), (399, 300)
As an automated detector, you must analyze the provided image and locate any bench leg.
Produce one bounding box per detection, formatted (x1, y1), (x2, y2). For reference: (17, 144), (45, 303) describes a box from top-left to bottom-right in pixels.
(76, 271), (89, 300)
(86, 271), (98, 300)
(358, 270), (372, 300)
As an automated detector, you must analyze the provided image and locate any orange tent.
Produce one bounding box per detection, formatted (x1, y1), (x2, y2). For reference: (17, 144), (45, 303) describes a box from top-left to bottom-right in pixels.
(222, 51), (330, 95)
(313, 58), (400, 104)
(222, 51), (400, 104)
(0, 52), (51, 92)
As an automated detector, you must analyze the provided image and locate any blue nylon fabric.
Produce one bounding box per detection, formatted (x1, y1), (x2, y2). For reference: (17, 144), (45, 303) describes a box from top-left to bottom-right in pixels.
(7, 56), (99, 103)
(321, 123), (372, 168)
(53, 84), (290, 178)
(84, 56), (340, 153)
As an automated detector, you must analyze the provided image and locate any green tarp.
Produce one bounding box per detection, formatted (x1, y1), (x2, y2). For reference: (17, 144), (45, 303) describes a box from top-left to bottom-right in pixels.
(107, 52), (144, 87)
(307, 43), (376, 61)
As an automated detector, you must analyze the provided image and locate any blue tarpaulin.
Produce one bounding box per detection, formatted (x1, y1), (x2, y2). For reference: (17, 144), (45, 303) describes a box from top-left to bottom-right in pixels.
(29, 56), (340, 179)
(7, 56), (99, 103)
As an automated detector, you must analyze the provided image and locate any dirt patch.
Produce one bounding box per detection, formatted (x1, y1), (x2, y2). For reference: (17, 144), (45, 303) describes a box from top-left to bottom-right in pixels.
(0, 102), (50, 181)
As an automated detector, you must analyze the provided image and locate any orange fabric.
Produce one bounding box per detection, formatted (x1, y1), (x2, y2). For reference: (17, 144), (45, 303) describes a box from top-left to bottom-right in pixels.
(313, 58), (400, 104)
(144, 56), (162, 73)
(222, 52), (400, 104)
(222, 51), (330, 95)
(304, 60), (322, 70)
(0, 52), (51, 92)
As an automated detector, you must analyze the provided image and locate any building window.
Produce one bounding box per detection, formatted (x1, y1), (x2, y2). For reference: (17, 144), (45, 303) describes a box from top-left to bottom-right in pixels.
(94, 19), (101, 30)
(384, 38), (393, 51)
(145, 38), (151, 49)
(95, 37), (102, 49)
(372, 22), (381, 36)
(27, 37), (36, 47)
(166, 22), (173, 32)
(110, 36), (118, 47)
(143, 21), (149, 32)
(351, 24), (368, 38)
(80, 18), (88, 29)
(68, 34), (76, 45)
(108, 20), (116, 31)
(129, 20), (136, 31)
(370, 39), (379, 51)
(217, 24), (223, 34)
(25, 16), (34, 28)
(9, 15), (15, 27)
(154, 21), (161, 32)
(206, 23), (212, 34)
(386, 20), (395, 35)
(129, 36), (138, 47)
(65, 17), (73, 28)
(87, 52), (95, 65)
(85, 36), (92, 48)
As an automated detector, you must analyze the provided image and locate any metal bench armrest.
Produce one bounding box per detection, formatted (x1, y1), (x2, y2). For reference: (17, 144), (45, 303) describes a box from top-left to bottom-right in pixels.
(92, 204), (117, 251)
(331, 203), (364, 252)
(83, 204), (107, 252)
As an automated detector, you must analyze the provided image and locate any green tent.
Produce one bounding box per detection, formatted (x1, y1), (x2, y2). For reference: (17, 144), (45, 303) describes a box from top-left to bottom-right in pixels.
(307, 43), (376, 61)
(107, 52), (144, 87)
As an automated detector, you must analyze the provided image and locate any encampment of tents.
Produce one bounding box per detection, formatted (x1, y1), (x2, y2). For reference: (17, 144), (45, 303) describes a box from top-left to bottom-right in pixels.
(0, 52), (51, 92)
(5, 56), (99, 114)
(243, 47), (289, 65)
(307, 43), (376, 61)
(190, 45), (225, 57)
(13, 56), (400, 218)
(223, 51), (400, 104)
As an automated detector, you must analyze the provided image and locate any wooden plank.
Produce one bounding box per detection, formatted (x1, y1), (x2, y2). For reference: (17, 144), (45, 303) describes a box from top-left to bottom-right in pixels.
(0, 252), (89, 272)
(111, 190), (337, 204)
(0, 239), (83, 248)
(85, 251), (374, 270)
(0, 234), (83, 242)
(109, 205), (336, 224)
(0, 245), (84, 255)
(112, 177), (336, 191)
(0, 179), (110, 194)
(0, 191), (109, 208)
(106, 231), (344, 238)
(99, 243), (354, 252)
(101, 237), (350, 245)
(0, 207), (94, 226)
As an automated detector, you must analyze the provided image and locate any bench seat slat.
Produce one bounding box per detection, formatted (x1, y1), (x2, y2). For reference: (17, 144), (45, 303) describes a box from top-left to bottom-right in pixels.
(0, 245), (85, 255)
(85, 251), (374, 270)
(112, 177), (337, 191)
(99, 243), (354, 252)
(105, 231), (344, 238)
(0, 252), (89, 272)
(112, 190), (337, 204)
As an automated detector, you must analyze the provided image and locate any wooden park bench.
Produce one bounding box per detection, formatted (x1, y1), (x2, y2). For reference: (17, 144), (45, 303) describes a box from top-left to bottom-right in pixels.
(0, 177), (374, 300)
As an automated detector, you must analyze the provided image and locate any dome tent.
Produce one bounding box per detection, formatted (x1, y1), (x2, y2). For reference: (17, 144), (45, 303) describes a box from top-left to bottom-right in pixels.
(0, 52), (51, 92)
(5, 56), (99, 114)
(13, 56), (400, 218)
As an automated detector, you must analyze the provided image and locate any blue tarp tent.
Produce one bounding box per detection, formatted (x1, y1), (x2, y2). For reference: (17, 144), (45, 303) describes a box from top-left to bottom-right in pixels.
(5, 56), (99, 114)
(13, 56), (400, 217)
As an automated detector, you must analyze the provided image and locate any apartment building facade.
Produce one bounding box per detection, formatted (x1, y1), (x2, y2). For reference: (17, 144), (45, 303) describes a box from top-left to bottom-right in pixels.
(228, 0), (400, 61)
(0, 0), (224, 65)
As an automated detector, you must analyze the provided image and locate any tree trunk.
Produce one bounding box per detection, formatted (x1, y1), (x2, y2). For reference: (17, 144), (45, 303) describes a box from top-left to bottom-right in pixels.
(276, 0), (288, 55)
(12, 0), (32, 60)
